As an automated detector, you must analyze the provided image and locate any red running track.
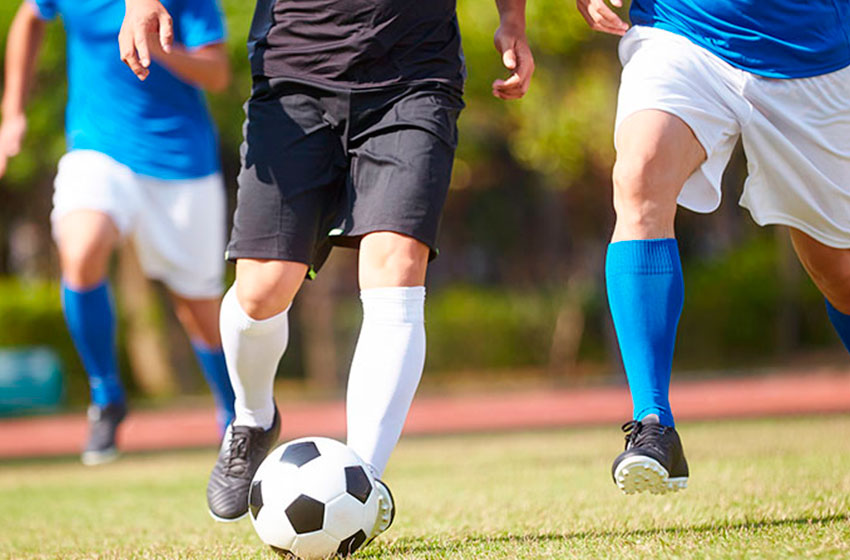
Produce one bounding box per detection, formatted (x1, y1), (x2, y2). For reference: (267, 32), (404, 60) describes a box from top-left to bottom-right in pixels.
(1, 367), (849, 460)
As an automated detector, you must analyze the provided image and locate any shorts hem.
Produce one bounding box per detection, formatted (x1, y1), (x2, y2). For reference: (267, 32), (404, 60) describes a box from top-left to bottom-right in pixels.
(332, 224), (439, 258)
(150, 275), (224, 300)
(49, 204), (131, 239)
(615, 106), (713, 160)
(743, 208), (850, 249)
(224, 248), (312, 266)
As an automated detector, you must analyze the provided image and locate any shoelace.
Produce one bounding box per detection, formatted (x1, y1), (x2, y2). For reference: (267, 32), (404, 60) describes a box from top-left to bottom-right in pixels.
(224, 427), (256, 478)
(621, 420), (670, 452)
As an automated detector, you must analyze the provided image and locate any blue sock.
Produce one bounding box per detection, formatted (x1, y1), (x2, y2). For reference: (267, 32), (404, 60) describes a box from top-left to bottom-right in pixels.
(825, 299), (850, 353)
(62, 281), (125, 407)
(192, 342), (236, 433)
(606, 239), (683, 427)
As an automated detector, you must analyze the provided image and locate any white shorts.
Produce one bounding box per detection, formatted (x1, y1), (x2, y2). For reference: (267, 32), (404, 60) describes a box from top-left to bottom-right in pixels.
(615, 26), (850, 248)
(51, 150), (226, 298)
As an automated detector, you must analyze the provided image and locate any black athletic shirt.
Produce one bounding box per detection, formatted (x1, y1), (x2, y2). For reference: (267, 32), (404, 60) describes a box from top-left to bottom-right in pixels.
(247, 0), (466, 90)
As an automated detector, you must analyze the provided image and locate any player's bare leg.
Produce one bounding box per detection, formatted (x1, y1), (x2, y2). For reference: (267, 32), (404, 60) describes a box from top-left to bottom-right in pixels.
(55, 210), (126, 464)
(611, 110), (705, 241)
(56, 210), (119, 289)
(608, 110), (704, 494)
(788, 229), (850, 351)
(207, 259), (306, 521)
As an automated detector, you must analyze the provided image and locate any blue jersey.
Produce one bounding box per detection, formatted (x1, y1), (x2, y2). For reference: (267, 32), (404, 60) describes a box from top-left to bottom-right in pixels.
(30, 0), (225, 179)
(630, 0), (850, 79)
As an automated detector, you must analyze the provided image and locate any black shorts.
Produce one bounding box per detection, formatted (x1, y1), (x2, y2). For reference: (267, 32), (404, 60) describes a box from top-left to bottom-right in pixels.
(225, 78), (464, 273)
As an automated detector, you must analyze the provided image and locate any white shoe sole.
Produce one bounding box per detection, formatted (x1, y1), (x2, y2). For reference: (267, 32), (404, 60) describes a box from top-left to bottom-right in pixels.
(81, 448), (118, 466)
(208, 509), (248, 523)
(614, 455), (687, 495)
(366, 481), (395, 544)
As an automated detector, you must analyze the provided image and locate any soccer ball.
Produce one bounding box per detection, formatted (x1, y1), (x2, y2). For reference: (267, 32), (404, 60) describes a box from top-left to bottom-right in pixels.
(249, 437), (380, 559)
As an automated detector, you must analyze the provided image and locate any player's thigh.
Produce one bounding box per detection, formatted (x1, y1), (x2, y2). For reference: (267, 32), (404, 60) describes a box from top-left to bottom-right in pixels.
(614, 109), (707, 205)
(234, 258), (309, 319)
(789, 228), (850, 313)
(54, 210), (120, 287)
(51, 151), (136, 287)
(134, 173), (226, 300)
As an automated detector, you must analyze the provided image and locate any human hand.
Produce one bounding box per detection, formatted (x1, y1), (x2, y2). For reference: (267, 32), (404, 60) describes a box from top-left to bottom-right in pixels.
(0, 113), (26, 179)
(118, 0), (174, 80)
(576, 0), (629, 36)
(492, 23), (535, 100)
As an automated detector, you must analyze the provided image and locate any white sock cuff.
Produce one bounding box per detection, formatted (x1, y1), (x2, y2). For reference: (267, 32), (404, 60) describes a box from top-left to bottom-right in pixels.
(221, 285), (291, 335)
(360, 286), (425, 323)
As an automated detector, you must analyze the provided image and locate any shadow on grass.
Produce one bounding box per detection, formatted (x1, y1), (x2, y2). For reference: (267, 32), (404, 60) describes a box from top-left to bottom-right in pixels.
(377, 513), (850, 555)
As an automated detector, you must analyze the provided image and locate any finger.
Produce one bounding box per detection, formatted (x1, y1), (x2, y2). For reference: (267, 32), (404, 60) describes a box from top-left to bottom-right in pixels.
(158, 13), (173, 53)
(610, 0), (623, 6)
(592, 21), (628, 36)
(513, 45), (535, 81)
(492, 86), (522, 100)
(493, 73), (523, 91)
(120, 36), (150, 80)
(588, 1), (628, 31)
(135, 31), (151, 68)
(0, 155), (7, 179)
(502, 48), (517, 71)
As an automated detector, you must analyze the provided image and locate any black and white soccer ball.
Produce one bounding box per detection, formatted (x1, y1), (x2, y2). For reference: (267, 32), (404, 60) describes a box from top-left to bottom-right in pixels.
(249, 437), (380, 559)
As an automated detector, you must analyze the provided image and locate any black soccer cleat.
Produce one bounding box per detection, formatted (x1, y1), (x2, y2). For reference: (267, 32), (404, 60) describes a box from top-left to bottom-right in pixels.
(81, 402), (128, 466)
(611, 414), (688, 495)
(207, 408), (281, 522)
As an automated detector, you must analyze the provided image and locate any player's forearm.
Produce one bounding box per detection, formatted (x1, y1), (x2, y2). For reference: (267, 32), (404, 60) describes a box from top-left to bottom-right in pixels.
(2, 3), (46, 117)
(495, 0), (527, 30)
(152, 43), (231, 93)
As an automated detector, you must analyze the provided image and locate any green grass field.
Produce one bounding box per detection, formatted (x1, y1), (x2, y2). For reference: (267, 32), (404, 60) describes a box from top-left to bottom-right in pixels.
(1, 415), (849, 559)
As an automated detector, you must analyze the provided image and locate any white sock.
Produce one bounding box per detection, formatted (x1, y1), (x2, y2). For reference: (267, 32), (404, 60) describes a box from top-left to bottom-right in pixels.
(219, 285), (289, 430)
(346, 286), (426, 478)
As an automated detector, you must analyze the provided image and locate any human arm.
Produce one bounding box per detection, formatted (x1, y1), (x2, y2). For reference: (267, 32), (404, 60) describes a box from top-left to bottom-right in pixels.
(1, 2), (46, 179)
(149, 41), (231, 93)
(492, 0), (535, 100)
(576, 0), (629, 36)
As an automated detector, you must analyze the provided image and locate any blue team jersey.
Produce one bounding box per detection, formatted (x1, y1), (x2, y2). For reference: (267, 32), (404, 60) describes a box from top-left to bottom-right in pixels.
(630, 0), (850, 79)
(30, 0), (225, 179)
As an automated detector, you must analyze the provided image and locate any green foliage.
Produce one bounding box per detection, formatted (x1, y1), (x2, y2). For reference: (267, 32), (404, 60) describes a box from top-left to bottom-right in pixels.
(0, 279), (83, 401)
(677, 234), (833, 369)
(1, 416), (849, 558)
(424, 286), (563, 371)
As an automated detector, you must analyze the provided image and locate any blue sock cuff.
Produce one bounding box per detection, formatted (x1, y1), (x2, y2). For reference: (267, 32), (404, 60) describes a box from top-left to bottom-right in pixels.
(62, 280), (109, 298)
(826, 299), (849, 320)
(825, 299), (850, 353)
(606, 238), (680, 276)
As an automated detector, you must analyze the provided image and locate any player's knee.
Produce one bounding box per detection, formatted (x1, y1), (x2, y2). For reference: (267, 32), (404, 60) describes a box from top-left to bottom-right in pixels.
(59, 241), (111, 288)
(612, 157), (678, 234)
(360, 235), (428, 288)
(235, 275), (296, 320)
